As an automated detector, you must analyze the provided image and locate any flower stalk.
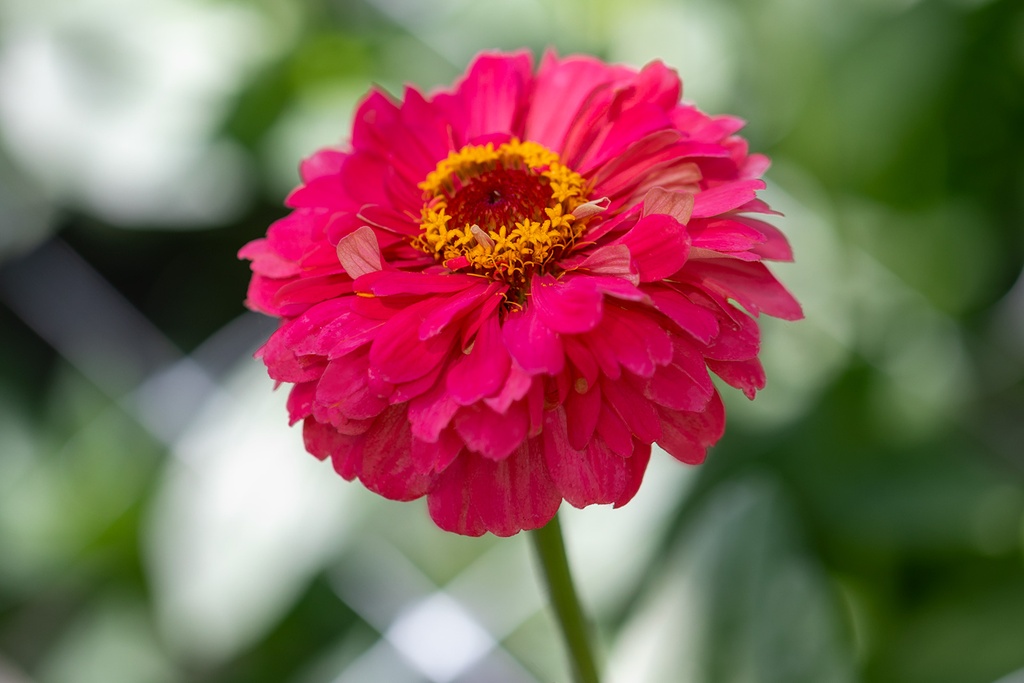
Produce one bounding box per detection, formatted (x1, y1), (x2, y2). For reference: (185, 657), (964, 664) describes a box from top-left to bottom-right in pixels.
(531, 513), (601, 683)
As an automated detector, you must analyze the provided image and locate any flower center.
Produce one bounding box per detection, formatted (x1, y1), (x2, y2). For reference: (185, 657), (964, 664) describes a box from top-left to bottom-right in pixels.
(413, 140), (595, 284)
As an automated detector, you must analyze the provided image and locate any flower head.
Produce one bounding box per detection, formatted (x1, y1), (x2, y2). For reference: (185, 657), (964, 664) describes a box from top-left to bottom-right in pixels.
(239, 50), (802, 536)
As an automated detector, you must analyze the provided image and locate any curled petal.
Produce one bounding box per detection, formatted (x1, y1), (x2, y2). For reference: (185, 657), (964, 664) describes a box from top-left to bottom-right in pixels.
(336, 226), (383, 278)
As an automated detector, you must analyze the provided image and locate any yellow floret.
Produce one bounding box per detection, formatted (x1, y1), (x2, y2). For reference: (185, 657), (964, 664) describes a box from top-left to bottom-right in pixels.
(413, 139), (592, 283)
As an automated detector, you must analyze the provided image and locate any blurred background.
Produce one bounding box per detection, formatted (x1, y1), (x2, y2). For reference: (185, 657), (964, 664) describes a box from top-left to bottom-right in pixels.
(1, 0), (1023, 681)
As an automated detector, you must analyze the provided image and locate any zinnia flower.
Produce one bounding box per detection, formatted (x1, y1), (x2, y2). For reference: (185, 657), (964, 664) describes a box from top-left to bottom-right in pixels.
(240, 50), (802, 536)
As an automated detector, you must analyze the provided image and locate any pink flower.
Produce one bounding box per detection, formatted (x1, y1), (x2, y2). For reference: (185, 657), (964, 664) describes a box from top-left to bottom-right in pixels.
(239, 50), (802, 536)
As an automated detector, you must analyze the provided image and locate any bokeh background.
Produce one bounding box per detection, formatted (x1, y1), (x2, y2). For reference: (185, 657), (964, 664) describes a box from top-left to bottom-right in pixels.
(2, 0), (1023, 681)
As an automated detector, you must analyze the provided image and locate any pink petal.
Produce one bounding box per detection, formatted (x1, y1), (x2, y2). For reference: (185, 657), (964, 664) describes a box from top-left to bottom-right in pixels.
(335, 406), (434, 501)
(592, 305), (673, 377)
(502, 304), (565, 375)
(302, 417), (355, 462)
(286, 299), (382, 359)
(564, 382), (602, 451)
(257, 327), (325, 383)
(642, 187), (695, 224)
(525, 51), (631, 153)
(526, 377), (545, 436)
(397, 87), (458, 170)
(238, 238), (300, 279)
(646, 362), (714, 412)
(285, 175), (350, 211)
(646, 285), (719, 344)
(351, 90), (400, 150)
(315, 351), (387, 422)
(287, 381), (317, 425)
(689, 259), (803, 320)
(454, 401), (529, 461)
(575, 244), (638, 284)
(563, 336), (600, 391)
(734, 216), (794, 261)
(601, 377), (661, 444)
(691, 180), (766, 219)
(707, 357), (766, 399)
(589, 275), (649, 303)
(369, 300), (459, 383)
(580, 103), (674, 170)
(703, 302), (761, 362)
(690, 112), (747, 142)
(407, 379), (460, 442)
(689, 217), (766, 254)
(622, 60), (682, 110)
(483, 362), (534, 414)
(411, 430), (463, 475)
(595, 401), (634, 457)
(616, 213), (690, 282)
(657, 391), (725, 465)
(299, 148), (347, 183)
(420, 281), (502, 340)
(357, 204), (420, 236)
(336, 225), (383, 278)
(427, 439), (561, 537)
(355, 270), (478, 297)
(543, 407), (644, 507)
(670, 335), (717, 396)
(580, 327), (621, 380)
(272, 274), (353, 315)
(389, 355), (448, 404)
(446, 312), (511, 405)
(448, 51), (534, 140)
(531, 273), (605, 334)
(613, 443), (651, 508)
(589, 130), (682, 194)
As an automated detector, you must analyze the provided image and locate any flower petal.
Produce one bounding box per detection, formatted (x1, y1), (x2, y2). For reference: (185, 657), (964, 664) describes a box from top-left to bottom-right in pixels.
(616, 213), (690, 282)
(707, 357), (766, 399)
(646, 285), (719, 344)
(446, 312), (511, 405)
(427, 439), (561, 537)
(689, 259), (803, 320)
(642, 187), (695, 224)
(315, 351), (387, 422)
(446, 51), (534, 141)
(646, 361), (714, 412)
(601, 376), (662, 444)
(483, 362), (534, 414)
(525, 51), (631, 153)
(690, 179), (766, 219)
(334, 406), (434, 501)
(369, 300), (459, 383)
(657, 391), (725, 465)
(454, 401), (529, 461)
(543, 407), (646, 507)
(564, 382), (602, 451)
(531, 274), (605, 334)
(302, 416), (356, 462)
(336, 225), (383, 278)
(502, 304), (565, 375)
(575, 244), (638, 284)
(407, 379), (460, 442)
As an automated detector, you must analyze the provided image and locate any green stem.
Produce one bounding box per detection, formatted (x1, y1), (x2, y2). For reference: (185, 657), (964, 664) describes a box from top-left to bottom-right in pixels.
(530, 513), (601, 683)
